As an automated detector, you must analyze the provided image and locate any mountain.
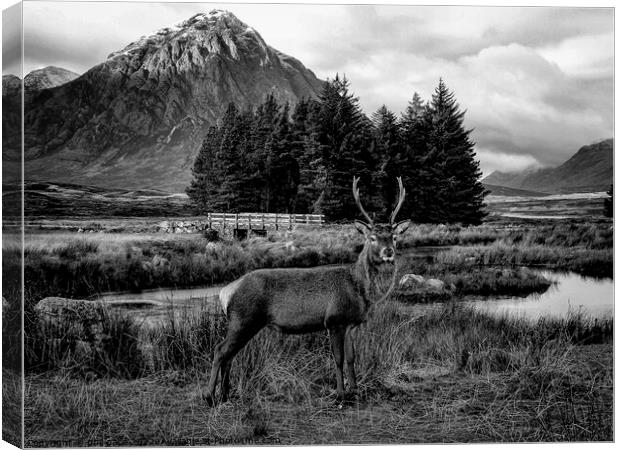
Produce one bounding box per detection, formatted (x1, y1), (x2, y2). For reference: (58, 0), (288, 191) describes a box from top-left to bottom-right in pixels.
(24, 66), (79, 91)
(2, 10), (324, 191)
(2, 75), (22, 160)
(483, 184), (548, 197)
(482, 139), (613, 194)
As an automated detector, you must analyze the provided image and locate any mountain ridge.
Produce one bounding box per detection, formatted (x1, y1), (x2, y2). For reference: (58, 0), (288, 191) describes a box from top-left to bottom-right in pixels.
(482, 139), (613, 194)
(2, 9), (324, 191)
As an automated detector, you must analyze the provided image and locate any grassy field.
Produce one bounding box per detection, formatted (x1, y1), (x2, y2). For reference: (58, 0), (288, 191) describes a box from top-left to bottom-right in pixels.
(22, 303), (613, 445)
(2, 220), (614, 444)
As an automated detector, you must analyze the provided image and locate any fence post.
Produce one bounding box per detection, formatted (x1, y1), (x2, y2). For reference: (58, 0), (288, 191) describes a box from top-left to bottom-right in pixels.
(235, 213), (239, 230)
(305, 214), (309, 225)
(261, 213), (265, 230)
(248, 215), (251, 231)
(275, 213), (278, 231)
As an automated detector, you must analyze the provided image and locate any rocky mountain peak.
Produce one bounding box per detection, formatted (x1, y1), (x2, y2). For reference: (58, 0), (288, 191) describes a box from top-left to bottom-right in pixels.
(106, 9), (271, 72)
(5, 10), (324, 191)
(24, 66), (79, 91)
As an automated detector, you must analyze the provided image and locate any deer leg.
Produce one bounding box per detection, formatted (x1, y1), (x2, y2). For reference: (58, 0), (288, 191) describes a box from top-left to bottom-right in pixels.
(344, 327), (358, 395)
(206, 319), (262, 405)
(205, 340), (226, 404)
(329, 327), (346, 401)
(220, 361), (231, 402)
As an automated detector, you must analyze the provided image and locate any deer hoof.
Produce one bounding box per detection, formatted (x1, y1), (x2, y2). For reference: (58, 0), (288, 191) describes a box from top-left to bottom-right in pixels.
(203, 393), (217, 407)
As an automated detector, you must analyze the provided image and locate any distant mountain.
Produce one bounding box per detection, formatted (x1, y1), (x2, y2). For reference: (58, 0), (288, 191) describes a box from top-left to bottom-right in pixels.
(2, 10), (324, 191)
(2, 75), (22, 161)
(483, 184), (548, 197)
(24, 66), (79, 91)
(482, 139), (613, 194)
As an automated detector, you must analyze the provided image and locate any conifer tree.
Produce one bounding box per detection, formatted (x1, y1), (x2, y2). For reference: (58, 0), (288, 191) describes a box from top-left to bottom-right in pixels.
(310, 75), (373, 220)
(371, 105), (408, 220)
(422, 79), (488, 224)
(263, 103), (300, 212)
(186, 125), (224, 212)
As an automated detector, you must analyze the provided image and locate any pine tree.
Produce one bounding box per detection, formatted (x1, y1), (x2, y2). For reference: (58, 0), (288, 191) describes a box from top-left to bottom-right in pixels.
(371, 105), (408, 220)
(263, 103), (300, 212)
(401, 92), (425, 123)
(186, 125), (224, 212)
(423, 80), (488, 224)
(310, 75), (374, 220)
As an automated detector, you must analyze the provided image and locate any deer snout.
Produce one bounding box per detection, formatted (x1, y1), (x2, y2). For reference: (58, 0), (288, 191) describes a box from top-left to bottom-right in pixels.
(381, 247), (395, 262)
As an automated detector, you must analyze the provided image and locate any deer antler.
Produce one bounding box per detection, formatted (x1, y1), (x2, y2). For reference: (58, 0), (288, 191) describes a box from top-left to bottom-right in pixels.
(352, 176), (373, 225)
(389, 177), (406, 225)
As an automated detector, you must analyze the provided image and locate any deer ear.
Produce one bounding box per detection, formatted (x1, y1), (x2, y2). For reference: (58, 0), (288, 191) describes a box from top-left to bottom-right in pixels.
(392, 220), (411, 235)
(354, 220), (372, 236)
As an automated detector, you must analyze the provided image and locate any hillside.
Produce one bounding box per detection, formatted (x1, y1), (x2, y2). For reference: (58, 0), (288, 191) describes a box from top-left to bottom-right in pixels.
(2, 10), (324, 192)
(24, 66), (79, 91)
(483, 184), (548, 197)
(483, 139), (613, 194)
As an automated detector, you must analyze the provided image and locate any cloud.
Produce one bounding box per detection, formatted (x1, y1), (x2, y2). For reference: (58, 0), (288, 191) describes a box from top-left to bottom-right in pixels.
(475, 148), (540, 177)
(2, 3), (22, 76)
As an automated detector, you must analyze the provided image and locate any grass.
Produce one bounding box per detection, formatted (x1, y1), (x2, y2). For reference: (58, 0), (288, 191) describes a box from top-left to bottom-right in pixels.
(4, 220), (613, 444)
(434, 243), (613, 278)
(23, 302), (613, 444)
(3, 221), (611, 305)
(396, 266), (553, 303)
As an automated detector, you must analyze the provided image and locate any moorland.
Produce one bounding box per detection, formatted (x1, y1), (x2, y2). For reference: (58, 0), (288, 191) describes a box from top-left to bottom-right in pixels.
(2, 206), (613, 445)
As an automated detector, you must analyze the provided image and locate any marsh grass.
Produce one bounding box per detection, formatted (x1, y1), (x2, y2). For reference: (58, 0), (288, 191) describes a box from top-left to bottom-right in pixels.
(9, 221), (614, 443)
(23, 302), (612, 444)
(6, 221), (611, 307)
(435, 243), (613, 278)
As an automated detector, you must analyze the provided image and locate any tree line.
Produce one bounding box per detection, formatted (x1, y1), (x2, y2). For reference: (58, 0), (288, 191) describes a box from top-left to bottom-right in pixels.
(187, 76), (488, 224)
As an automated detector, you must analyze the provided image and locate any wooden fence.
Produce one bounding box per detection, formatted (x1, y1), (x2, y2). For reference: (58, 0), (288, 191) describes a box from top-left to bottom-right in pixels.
(205, 212), (324, 230)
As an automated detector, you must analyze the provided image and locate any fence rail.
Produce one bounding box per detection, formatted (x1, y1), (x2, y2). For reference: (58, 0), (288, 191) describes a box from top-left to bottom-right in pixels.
(206, 212), (324, 230)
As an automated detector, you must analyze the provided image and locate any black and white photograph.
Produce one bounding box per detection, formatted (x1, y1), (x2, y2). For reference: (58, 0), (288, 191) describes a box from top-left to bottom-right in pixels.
(1, 0), (614, 446)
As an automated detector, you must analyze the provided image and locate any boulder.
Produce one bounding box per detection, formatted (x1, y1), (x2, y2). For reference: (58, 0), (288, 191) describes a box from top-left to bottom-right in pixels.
(158, 220), (170, 232)
(424, 278), (446, 291)
(399, 274), (426, 288)
(205, 241), (219, 252)
(34, 297), (110, 355)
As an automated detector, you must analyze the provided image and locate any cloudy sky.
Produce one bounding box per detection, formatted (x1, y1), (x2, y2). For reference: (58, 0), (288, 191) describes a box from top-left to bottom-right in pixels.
(4, 0), (614, 176)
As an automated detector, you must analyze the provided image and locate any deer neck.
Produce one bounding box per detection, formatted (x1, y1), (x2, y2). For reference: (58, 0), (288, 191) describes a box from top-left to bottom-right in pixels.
(351, 244), (382, 305)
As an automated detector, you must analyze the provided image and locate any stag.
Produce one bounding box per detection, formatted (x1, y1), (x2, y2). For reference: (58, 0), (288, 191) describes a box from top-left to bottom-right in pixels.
(205, 177), (410, 404)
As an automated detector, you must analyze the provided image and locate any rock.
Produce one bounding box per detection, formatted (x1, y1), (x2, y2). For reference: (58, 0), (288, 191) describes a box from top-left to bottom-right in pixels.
(158, 220), (170, 232)
(205, 242), (219, 252)
(34, 297), (110, 355)
(399, 274), (426, 288)
(77, 228), (84, 233)
(424, 278), (446, 291)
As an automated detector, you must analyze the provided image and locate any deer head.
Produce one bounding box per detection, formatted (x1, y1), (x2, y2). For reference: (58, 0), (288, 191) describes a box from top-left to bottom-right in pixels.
(352, 176), (410, 265)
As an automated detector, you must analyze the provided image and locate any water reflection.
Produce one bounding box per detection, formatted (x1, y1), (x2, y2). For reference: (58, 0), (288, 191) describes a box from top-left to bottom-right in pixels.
(466, 271), (613, 320)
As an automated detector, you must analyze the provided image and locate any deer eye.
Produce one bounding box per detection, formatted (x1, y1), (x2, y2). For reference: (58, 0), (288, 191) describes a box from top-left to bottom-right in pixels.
(370, 235), (378, 244)
(392, 235), (397, 244)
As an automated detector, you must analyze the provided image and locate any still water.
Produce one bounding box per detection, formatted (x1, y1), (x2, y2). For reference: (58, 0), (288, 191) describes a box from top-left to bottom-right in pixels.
(98, 264), (613, 324)
(466, 271), (613, 320)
